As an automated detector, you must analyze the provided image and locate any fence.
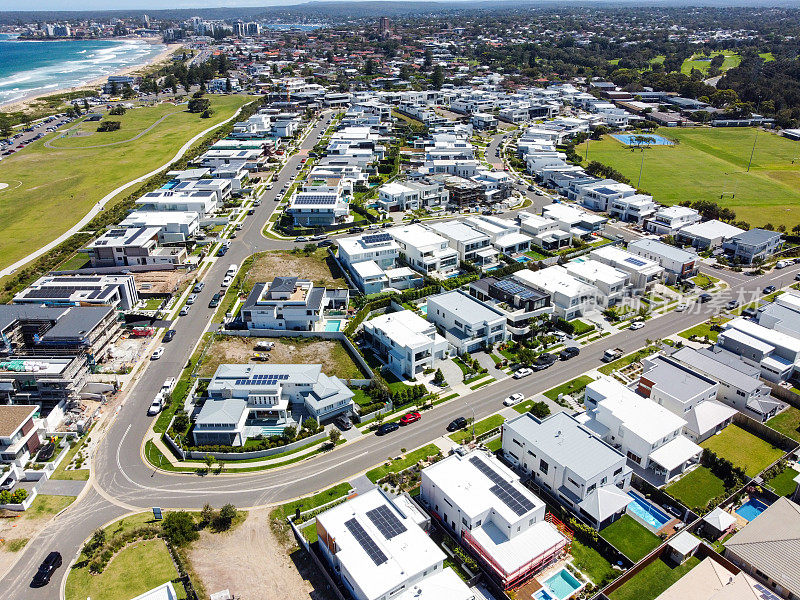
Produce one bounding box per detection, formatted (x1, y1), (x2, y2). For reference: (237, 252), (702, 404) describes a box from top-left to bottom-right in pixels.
(732, 411), (800, 454)
(289, 518), (349, 600)
(764, 380), (800, 412)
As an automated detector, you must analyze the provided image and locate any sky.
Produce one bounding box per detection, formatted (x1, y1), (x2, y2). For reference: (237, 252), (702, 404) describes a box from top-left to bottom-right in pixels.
(2, 0), (436, 10)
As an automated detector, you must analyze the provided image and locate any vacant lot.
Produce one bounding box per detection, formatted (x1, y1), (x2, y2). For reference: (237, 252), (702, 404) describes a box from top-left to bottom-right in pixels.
(243, 249), (346, 293)
(701, 424), (784, 476)
(197, 335), (366, 380)
(584, 128), (800, 227)
(0, 95), (252, 271)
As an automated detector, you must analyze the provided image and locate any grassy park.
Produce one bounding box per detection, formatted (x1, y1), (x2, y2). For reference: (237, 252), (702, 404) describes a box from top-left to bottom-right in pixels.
(583, 127), (800, 227)
(0, 95), (252, 271)
(680, 51), (741, 75)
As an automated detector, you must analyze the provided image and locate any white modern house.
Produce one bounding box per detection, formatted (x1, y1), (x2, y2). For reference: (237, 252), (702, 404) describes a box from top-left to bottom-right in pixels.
(420, 450), (568, 589)
(338, 232), (401, 272)
(589, 245), (664, 293)
(362, 310), (449, 379)
(564, 259), (629, 308)
(14, 274), (138, 311)
(286, 190), (350, 227)
(644, 205), (701, 236)
(717, 318), (800, 382)
(388, 224), (459, 277)
(581, 376), (703, 484)
(316, 488), (475, 600)
(119, 211), (200, 243)
(502, 411), (633, 530)
(676, 220), (744, 250)
(627, 239), (698, 283)
(86, 227), (187, 268)
(517, 213), (572, 251)
(426, 221), (494, 266)
(511, 266), (597, 319)
(240, 277), (349, 331)
(426, 290), (508, 354)
(136, 190), (219, 217)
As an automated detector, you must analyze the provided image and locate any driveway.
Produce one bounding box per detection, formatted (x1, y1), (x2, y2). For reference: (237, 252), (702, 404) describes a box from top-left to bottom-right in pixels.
(438, 358), (465, 387)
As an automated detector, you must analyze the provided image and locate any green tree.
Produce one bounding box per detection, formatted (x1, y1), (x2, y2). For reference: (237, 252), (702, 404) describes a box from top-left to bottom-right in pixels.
(0, 115), (11, 138)
(431, 66), (445, 90)
(303, 417), (319, 432)
(433, 368), (446, 386)
(329, 428), (342, 445)
(200, 503), (215, 526)
(213, 503), (237, 530)
(204, 454), (215, 469)
(528, 401), (551, 419)
(161, 511), (198, 546)
(188, 97), (211, 113)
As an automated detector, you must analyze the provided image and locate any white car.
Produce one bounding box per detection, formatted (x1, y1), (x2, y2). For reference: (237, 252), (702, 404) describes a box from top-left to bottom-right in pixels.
(675, 303), (688, 312)
(513, 367), (533, 379)
(151, 346), (165, 360)
(147, 394), (163, 416)
(629, 321), (645, 330)
(503, 393), (524, 406)
(221, 276), (233, 287)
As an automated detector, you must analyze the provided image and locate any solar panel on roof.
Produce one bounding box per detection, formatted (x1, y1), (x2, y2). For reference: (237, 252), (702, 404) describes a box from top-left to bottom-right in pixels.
(624, 257), (646, 267)
(362, 233), (392, 244)
(469, 456), (536, 516)
(344, 518), (387, 565)
(366, 505), (407, 539)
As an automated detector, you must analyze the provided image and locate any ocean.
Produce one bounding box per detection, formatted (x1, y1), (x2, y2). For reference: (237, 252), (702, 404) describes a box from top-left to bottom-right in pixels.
(0, 35), (166, 107)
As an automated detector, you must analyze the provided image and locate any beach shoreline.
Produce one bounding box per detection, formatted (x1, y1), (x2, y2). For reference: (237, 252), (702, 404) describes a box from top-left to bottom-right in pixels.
(0, 38), (182, 113)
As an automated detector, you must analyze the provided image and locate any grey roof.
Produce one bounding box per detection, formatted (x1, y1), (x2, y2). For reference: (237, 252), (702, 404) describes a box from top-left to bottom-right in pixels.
(730, 228), (782, 245)
(725, 497), (800, 596)
(0, 305), (112, 342)
(758, 303), (800, 337)
(504, 411), (626, 481)
(628, 238), (696, 264)
(428, 290), (504, 325)
(268, 277), (298, 294)
(703, 506), (737, 532)
(195, 397), (248, 426)
(241, 283), (266, 311)
(670, 347), (765, 393)
(577, 485), (632, 522)
(641, 356), (718, 402)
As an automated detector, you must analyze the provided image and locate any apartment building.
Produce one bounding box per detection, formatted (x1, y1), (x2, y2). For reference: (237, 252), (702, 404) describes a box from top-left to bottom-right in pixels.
(426, 290), (508, 354)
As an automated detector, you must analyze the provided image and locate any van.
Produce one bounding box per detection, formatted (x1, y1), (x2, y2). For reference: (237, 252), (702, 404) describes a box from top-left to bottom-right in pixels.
(776, 260), (791, 269)
(226, 264), (238, 277)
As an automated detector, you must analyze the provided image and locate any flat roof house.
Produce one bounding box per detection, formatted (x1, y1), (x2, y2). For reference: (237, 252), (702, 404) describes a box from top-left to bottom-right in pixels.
(388, 225), (459, 278)
(286, 190), (349, 227)
(512, 266), (597, 320)
(338, 231), (401, 271)
(542, 204), (607, 238)
(362, 310), (449, 380)
(240, 277), (348, 332)
(136, 190), (219, 216)
(581, 376), (703, 484)
(316, 488), (475, 600)
(87, 227), (187, 268)
(644, 205), (701, 236)
(757, 291), (800, 337)
(722, 228), (784, 265)
(718, 318), (800, 382)
(426, 290), (508, 354)
(427, 221), (494, 267)
(13, 274), (138, 311)
(627, 238), (698, 283)
(502, 411), (632, 530)
(469, 276), (553, 339)
(420, 450), (568, 589)
(564, 259), (629, 308)
(517, 212), (572, 251)
(590, 245), (664, 292)
(119, 210), (199, 244)
(0, 405), (42, 466)
(724, 497), (800, 600)
(677, 220), (744, 250)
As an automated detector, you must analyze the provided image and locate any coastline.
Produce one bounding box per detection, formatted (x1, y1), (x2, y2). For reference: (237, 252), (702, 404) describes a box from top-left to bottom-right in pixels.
(0, 39), (182, 113)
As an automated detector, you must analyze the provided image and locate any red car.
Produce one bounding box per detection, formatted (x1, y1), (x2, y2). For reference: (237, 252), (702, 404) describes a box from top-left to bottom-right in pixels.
(400, 411), (421, 425)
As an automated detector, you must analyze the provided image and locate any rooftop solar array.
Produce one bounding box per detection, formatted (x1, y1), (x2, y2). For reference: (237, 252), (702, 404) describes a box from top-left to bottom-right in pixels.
(494, 279), (541, 301)
(294, 197), (337, 205)
(624, 257), (647, 267)
(366, 505), (407, 539)
(469, 455), (536, 517)
(344, 518), (387, 565)
(233, 374), (290, 386)
(362, 233), (392, 245)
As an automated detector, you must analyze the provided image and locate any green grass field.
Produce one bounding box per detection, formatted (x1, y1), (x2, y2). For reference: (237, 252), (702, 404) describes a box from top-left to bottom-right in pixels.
(766, 406), (800, 442)
(665, 466), (726, 510)
(601, 515), (662, 562)
(681, 51), (741, 75)
(609, 556), (701, 600)
(449, 414), (505, 443)
(0, 95), (252, 271)
(766, 467), (800, 496)
(584, 128), (800, 227)
(701, 424), (784, 476)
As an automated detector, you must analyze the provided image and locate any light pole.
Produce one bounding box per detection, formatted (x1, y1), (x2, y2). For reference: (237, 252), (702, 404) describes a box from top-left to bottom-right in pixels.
(465, 401), (475, 441)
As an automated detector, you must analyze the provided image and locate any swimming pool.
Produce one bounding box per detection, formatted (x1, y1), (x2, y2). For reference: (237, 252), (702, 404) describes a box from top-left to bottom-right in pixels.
(612, 134), (674, 146)
(515, 256), (531, 263)
(324, 320), (341, 332)
(533, 589), (556, 600)
(736, 498), (769, 521)
(544, 568), (583, 600)
(627, 491), (671, 530)
(419, 304), (427, 315)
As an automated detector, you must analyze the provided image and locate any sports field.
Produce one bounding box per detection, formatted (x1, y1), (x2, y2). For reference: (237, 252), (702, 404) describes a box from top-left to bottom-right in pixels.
(584, 127), (800, 227)
(0, 95), (253, 271)
(680, 51), (741, 75)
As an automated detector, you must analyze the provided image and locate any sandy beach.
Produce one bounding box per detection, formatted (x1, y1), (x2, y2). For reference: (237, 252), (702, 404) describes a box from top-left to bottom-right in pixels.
(0, 39), (182, 113)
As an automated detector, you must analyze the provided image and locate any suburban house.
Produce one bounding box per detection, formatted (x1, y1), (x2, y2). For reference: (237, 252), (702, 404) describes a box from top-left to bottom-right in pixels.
(136, 189), (219, 217)
(541, 204), (607, 238)
(644, 205), (701, 236)
(419, 450), (568, 589)
(0, 405), (42, 466)
(13, 274), (139, 311)
(240, 277), (349, 331)
(286, 190), (350, 227)
(590, 245), (664, 292)
(717, 318), (800, 382)
(638, 355), (737, 442)
(468, 276), (553, 339)
(86, 227), (187, 268)
(338, 231), (400, 271)
(119, 211), (199, 243)
(722, 228), (784, 264)
(627, 238), (698, 283)
(668, 346), (781, 422)
(502, 412), (633, 530)
(387, 225), (459, 278)
(581, 376), (703, 484)
(426, 221), (494, 267)
(426, 290), (508, 354)
(362, 310), (449, 380)
(192, 363), (355, 446)
(517, 213), (572, 251)
(463, 216), (532, 256)
(757, 291), (800, 337)
(652, 555), (783, 600)
(377, 179), (449, 212)
(316, 488), (475, 600)
(511, 266), (597, 320)
(724, 497), (800, 600)
(564, 259), (629, 308)
(676, 220), (744, 250)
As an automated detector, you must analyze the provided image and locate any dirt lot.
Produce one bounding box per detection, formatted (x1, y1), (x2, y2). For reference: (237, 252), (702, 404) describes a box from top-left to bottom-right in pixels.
(189, 508), (335, 600)
(197, 335), (366, 380)
(243, 249), (346, 293)
(133, 269), (194, 296)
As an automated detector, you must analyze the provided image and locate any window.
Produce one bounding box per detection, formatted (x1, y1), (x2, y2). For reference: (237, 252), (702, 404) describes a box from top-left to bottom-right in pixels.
(539, 459), (549, 475)
(613, 467), (623, 476)
(736, 390), (746, 397)
(527, 450), (536, 457)
(601, 477), (607, 485)
(512, 438), (523, 447)
(567, 477), (580, 488)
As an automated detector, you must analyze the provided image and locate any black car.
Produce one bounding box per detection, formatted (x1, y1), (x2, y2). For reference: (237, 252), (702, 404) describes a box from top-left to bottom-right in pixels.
(317, 240), (333, 248)
(698, 293), (712, 303)
(377, 422), (399, 435)
(209, 293), (221, 308)
(446, 417), (468, 432)
(334, 415), (352, 430)
(559, 347), (580, 361)
(31, 551), (62, 587)
(763, 285), (777, 294)
(217, 247), (227, 257)
(410, 218), (421, 224)
(163, 329), (176, 342)
(726, 299), (739, 310)
(742, 307), (758, 319)
(532, 353), (556, 371)
(348, 226), (364, 234)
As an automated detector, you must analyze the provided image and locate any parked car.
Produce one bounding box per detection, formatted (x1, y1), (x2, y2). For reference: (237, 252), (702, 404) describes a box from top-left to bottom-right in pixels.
(163, 329), (176, 342)
(31, 552), (62, 587)
(699, 293), (713, 303)
(209, 293), (221, 308)
(446, 417), (468, 432)
(217, 246), (227, 257)
(193, 282), (205, 293)
(334, 415), (352, 430)
(400, 411), (421, 425)
(726, 300), (739, 310)
(221, 276), (233, 287)
(763, 285), (777, 294)
(503, 393), (524, 407)
(179, 305), (190, 316)
(151, 346), (165, 360)
(295, 236), (309, 243)
(317, 240), (333, 248)
(675, 303), (688, 312)
(348, 226), (364, 234)
(532, 353), (556, 371)
(559, 347), (580, 361)
(186, 294), (197, 305)
(629, 321), (645, 330)
(742, 307), (758, 319)
(513, 367), (533, 379)
(377, 422), (400, 435)
(147, 395), (163, 416)
(310, 234), (328, 241)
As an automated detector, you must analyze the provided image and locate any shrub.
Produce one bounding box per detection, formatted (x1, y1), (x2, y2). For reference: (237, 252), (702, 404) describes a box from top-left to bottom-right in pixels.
(10, 488), (27, 503)
(161, 511), (198, 546)
(528, 401), (551, 419)
(212, 503), (237, 531)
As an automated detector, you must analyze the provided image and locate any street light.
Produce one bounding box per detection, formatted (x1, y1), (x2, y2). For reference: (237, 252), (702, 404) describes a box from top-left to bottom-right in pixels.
(465, 401), (475, 441)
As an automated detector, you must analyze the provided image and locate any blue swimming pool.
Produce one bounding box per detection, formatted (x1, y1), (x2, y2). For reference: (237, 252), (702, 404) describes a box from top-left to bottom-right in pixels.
(533, 589), (556, 600)
(627, 491), (671, 530)
(419, 304), (427, 315)
(161, 180), (179, 190)
(612, 134), (674, 146)
(515, 256), (531, 263)
(736, 498), (769, 521)
(324, 320), (341, 332)
(544, 569), (583, 600)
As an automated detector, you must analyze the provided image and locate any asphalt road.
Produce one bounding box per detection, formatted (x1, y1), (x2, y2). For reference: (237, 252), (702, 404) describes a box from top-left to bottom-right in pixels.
(5, 113), (800, 599)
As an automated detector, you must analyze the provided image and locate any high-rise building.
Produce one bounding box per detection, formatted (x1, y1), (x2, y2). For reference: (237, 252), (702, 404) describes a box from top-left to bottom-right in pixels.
(379, 17), (390, 35)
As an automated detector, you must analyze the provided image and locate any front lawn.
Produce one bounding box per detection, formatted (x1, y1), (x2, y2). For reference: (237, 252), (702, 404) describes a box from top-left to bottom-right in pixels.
(678, 321), (723, 342)
(601, 515), (661, 562)
(449, 415), (505, 444)
(571, 539), (616, 585)
(24, 494), (76, 519)
(609, 556), (701, 600)
(766, 406), (800, 442)
(664, 466), (726, 510)
(270, 483), (353, 520)
(571, 319), (595, 336)
(598, 345), (661, 375)
(366, 444), (441, 482)
(700, 424), (784, 476)
(543, 375), (594, 402)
